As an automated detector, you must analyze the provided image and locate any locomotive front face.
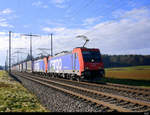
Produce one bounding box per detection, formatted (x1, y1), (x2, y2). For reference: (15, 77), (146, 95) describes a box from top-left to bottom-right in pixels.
(81, 49), (105, 80)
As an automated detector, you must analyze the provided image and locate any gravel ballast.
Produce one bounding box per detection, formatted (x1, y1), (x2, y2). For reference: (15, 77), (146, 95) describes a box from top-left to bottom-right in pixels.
(14, 75), (103, 112)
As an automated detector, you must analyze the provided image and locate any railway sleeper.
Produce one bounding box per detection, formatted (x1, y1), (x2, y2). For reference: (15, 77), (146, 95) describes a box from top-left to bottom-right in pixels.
(116, 101), (130, 106)
(109, 101), (119, 104)
(138, 106), (149, 110)
(108, 99), (118, 103)
(103, 98), (115, 102)
(121, 103), (136, 108)
(106, 97), (115, 101)
(101, 107), (110, 112)
(144, 94), (149, 97)
(131, 105), (147, 111)
(137, 93), (143, 96)
(102, 96), (113, 101)
(123, 103), (139, 109)
(135, 107), (150, 112)
(93, 106), (103, 112)
(102, 99), (112, 102)
(107, 109), (116, 112)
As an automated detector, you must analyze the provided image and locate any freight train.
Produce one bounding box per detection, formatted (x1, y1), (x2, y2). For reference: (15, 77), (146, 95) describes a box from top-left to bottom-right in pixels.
(11, 47), (105, 81)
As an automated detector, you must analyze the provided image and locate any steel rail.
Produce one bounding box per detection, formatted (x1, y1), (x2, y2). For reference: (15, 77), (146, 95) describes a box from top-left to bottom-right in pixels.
(12, 72), (134, 112)
(52, 76), (150, 95)
(17, 72), (150, 102)
(106, 82), (150, 91)
(12, 72), (150, 112)
(80, 81), (150, 95)
(30, 72), (150, 96)
(23, 72), (150, 94)
(20, 73), (150, 108)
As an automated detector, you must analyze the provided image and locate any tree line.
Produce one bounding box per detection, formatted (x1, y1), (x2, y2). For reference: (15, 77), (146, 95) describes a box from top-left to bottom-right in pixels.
(2, 54), (150, 70)
(101, 54), (150, 68)
(0, 66), (4, 70)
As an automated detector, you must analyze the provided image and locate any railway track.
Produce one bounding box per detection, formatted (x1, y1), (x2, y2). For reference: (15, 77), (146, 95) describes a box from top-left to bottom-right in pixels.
(11, 72), (150, 112)
(107, 82), (150, 93)
(24, 72), (150, 102)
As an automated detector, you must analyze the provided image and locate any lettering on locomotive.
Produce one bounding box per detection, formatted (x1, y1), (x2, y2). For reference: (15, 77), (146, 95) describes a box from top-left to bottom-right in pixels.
(50, 58), (62, 72)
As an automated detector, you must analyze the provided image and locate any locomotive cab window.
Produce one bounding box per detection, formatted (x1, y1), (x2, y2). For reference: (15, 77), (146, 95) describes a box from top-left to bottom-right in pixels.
(82, 51), (101, 63)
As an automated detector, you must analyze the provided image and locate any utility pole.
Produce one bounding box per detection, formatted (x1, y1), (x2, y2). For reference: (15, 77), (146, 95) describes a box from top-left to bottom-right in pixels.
(30, 33), (32, 60)
(48, 33), (53, 56)
(50, 33), (53, 56)
(5, 50), (8, 71)
(9, 31), (11, 73)
(21, 33), (39, 60)
(21, 33), (39, 71)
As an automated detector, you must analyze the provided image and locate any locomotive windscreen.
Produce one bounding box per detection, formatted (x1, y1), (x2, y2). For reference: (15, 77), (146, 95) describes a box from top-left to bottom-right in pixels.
(82, 51), (101, 63)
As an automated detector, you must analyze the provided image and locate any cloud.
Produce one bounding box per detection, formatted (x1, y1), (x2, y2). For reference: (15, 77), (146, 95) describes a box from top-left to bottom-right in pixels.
(1, 7), (150, 65)
(2, 7), (149, 58)
(82, 16), (102, 26)
(112, 7), (150, 20)
(0, 8), (13, 15)
(51, 0), (69, 8)
(23, 25), (30, 28)
(42, 7), (150, 55)
(0, 8), (14, 28)
(0, 17), (14, 28)
(87, 8), (150, 54)
(32, 1), (48, 8)
(52, 0), (65, 4)
(42, 27), (66, 33)
(46, 20), (65, 27)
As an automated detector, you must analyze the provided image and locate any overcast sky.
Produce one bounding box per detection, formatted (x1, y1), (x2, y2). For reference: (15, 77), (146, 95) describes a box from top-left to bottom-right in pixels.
(0, 0), (150, 66)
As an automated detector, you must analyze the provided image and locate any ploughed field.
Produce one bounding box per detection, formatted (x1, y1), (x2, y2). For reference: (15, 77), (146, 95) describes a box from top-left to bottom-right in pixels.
(105, 66), (150, 81)
(0, 70), (48, 112)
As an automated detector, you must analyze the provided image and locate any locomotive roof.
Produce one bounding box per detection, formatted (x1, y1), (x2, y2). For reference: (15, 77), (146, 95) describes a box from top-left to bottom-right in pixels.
(34, 56), (48, 61)
(74, 47), (99, 50)
(53, 51), (72, 57)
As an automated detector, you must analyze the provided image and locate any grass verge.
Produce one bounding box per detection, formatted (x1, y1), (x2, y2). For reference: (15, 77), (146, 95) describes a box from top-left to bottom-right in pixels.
(0, 70), (49, 112)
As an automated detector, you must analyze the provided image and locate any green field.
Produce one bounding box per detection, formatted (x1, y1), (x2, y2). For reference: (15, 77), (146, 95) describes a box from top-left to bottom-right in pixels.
(105, 65), (150, 80)
(0, 70), (49, 112)
(103, 66), (150, 87)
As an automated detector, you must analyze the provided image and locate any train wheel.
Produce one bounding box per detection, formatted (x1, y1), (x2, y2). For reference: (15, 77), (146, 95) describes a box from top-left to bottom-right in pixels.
(70, 78), (73, 81)
(77, 77), (82, 82)
(69, 75), (73, 81)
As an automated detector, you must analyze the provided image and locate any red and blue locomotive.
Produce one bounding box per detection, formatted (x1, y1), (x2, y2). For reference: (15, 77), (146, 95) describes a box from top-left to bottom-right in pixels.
(12, 47), (105, 82)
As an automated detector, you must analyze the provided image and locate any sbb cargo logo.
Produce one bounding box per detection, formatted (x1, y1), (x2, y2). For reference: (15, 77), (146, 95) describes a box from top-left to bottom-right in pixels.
(50, 58), (62, 72)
